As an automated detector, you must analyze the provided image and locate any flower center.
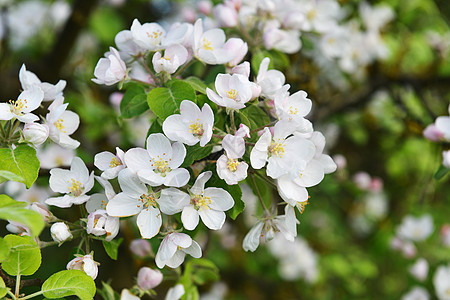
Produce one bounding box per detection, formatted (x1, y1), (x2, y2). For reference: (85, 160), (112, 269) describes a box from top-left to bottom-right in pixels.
(307, 9), (316, 21)
(268, 139), (286, 158)
(226, 89), (238, 100)
(54, 119), (66, 133)
(151, 157), (171, 176)
(189, 120), (204, 137)
(227, 158), (240, 172)
(9, 98), (27, 115)
(202, 38), (214, 51)
(109, 157), (121, 168)
(68, 178), (84, 196)
(162, 55), (171, 61)
(191, 194), (212, 211)
(288, 106), (299, 115)
(137, 193), (157, 210)
(296, 200), (310, 214)
(147, 30), (163, 39)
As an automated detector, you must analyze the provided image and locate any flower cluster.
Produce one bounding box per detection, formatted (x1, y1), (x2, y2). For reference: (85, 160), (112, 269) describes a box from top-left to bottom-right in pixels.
(423, 104), (450, 169)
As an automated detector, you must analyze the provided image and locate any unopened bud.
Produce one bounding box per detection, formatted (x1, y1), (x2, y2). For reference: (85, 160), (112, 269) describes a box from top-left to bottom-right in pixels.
(22, 123), (49, 146)
(50, 222), (72, 243)
(137, 267), (163, 290)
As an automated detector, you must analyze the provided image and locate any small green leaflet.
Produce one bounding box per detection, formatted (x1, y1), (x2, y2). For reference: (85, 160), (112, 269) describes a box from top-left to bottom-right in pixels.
(2, 234), (41, 276)
(42, 270), (96, 300)
(0, 144), (40, 188)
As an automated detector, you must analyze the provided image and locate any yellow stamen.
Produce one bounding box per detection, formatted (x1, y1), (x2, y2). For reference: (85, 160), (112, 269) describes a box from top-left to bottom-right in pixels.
(109, 157), (121, 168)
(268, 139), (286, 158)
(138, 193), (157, 210)
(191, 194), (212, 211)
(227, 158), (240, 172)
(202, 38), (213, 51)
(54, 119), (66, 133)
(297, 201), (309, 214)
(68, 178), (83, 196)
(151, 157), (171, 175)
(289, 106), (299, 115)
(189, 120), (204, 137)
(9, 98), (28, 115)
(307, 10), (316, 21)
(226, 89), (238, 100)
(146, 30), (162, 39)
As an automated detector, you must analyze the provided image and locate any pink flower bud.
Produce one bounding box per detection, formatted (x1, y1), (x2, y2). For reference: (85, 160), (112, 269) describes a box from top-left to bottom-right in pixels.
(129, 239), (152, 257)
(29, 202), (53, 222)
(332, 154), (347, 170)
(409, 258), (429, 281)
(402, 241), (417, 259)
(137, 267), (163, 290)
(23, 123), (49, 146)
(423, 124), (443, 141)
(197, 0), (213, 15)
(369, 177), (383, 193)
(353, 172), (371, 190)
(235, 124), (250, 138)
(390, 236), (403, 250)
(214, 4), (238, 28)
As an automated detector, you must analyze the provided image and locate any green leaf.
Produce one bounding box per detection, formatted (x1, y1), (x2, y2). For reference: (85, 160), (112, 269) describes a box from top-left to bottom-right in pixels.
(0, 237), (10, 262)
(239, 105), (270, 132)
(146, 119), (163, 138)
(0, 194), (45, 237)
(102, 238), (123, 260)
(42, 270), (96, 300)
(251, 50), (289, 73)
(0, 277), (8, 298)
(184, 77), (208, 94)
(147, 80), (196, 120)
(181, 144), (213, 168)
(434, 165), (448, 180)
(182, 285), (199, 300)
(120, 84), (149, 118)
(0, 144), (40, 188)
(204, 169), (244, 220)
(97, 282), (119, 300)
(189, 259), (220, 285)
(2, 235), (41, 276)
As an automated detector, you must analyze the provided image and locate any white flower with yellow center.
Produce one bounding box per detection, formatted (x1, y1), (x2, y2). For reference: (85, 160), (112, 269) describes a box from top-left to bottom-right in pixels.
(217, 134), (248, 185)
(19, 64), (66, 101)
(256, 57), (285, 99)
(0, 85), (44, 123)
(152, 44), (188, 74)
(155, 233), (202, 269)
(158, 171), (234, 230)
(124, 133), (190, 187)
(162, 100), (214, 147)
(45, 157), (94, 208)
(106, 169), (163, 239)
(130, 19), (165, 51)
(274, 89), (312, 124)
(46, 96), (80, 149)
(94, 147), (126, 179)
(193, 18), (235, 65)
(250, 121), (316, 179)
(206, 73), (253, 109)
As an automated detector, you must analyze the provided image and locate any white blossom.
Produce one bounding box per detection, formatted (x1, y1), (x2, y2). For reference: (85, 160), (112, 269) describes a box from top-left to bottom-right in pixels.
(155, 233), (202, 268)
(0, 85), (44, 123)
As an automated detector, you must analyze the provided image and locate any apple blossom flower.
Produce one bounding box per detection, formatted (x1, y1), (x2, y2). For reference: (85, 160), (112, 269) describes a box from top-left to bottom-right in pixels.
(443, 150), (450, 169)
(159, 171), (234, 230)
(223, 38), (248, 67)
(274, 89), (312, 125)
(67, 254), (99, 280)
(46, 96), (80, 149)
(433, 264), (450, 300)
(297, 0), (340, 33)
(38, 144), (75, 169)
(152, 44), (188, 74)
(256, 57), (285, 99)
(213, 3), (238, 27)
(92, 47), (127, 86)
(124, 133), (190, 187)
(217, 134), (248, 185)
(19, 64), (66, 101)
(50, 222), (72, 243)
(206, 73), (253, 109)
(231, 62), (261, 99)
(115, 29), (145, 62)
(106, 169), (163, 239)
(87, 209), (120, 241)
(29, 202), (53, 222)
(94, 147), (126, 179)
(6, 221), (31, 236)
(423, 124), (444, 141)
(22, 122), (49, 146)
(250, 121), (316, 179)
(409, 258), (429, 282)
(155, 233), (202, 269)
(129, 239), (152, 257)
(162, 100), (214, 147)
(45, 157), (95, 208)
(0, 85), (44, 123)
(137, 267), (163, 290)
(396, 214), (434, 242)
(359, 1), (394, 32)
(263, 28), (301, 54)
(130, 19), (166, 51)
(193, 18), (235, 64)
(235, 123), (250, 138)
(165, 284), (185, 300)
(401, 287), (429, 300)
(162, 23), (193, 49)
(198, 0), (213, 15)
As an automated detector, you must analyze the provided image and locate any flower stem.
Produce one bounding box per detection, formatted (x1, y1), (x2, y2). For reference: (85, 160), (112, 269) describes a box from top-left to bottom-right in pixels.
(18, 290), (44, 300)
(250, 174), (270, 214)
(15, 273), (20, 297)
(174, 59), (194, 77)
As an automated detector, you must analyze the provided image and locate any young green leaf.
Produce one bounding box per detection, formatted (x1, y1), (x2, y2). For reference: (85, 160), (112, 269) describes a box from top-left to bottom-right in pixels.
(120, 84), (149, 118)
(184, 77), (208, 94)
(0, 277), (8, 298)
(2, 234), (41, 276)
(181, 144), (213, 168)
(0, 237), (10, 262)
(42, 270), (96, 300)
(0, 144), (40, 188)
(0, 194), (44, 237)
(102, 238), (123, 260)
(434, 165), (448, 180)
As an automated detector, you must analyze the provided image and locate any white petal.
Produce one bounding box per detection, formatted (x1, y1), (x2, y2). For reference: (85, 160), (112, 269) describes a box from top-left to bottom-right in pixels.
(158, 188), (190, 215)
(204, 187), (234, 211)
(168, 142), (186, 169)
(49, 168), (72, 193)
(164, 168), (190, 187)
(242, 221), (264, 252)
(163, 114), (193, 144)
(317, 154), (337, 174)
(183, 240), (202, 258)
(138, 169), (165, 186)
(70, 157), (89, 182)
(199, 209), (226, 230)
(277, 176), (308, 206)
(137, 207), (162, 239)
(191, 171), (212, 195)
(295, 159), (324, 187)
(181, 205), (200, 230)
(106, 192), (141, 217)
(146, 133), (173, 159)
(124, 148), (152, 173)
(45, 195), (75, 208)
(0, 103), (13, 120)
(118, 168), (147, 196)
(165, 250), (186, 268)
(222, 135), (245, 159)
(94, 151), (116, 171)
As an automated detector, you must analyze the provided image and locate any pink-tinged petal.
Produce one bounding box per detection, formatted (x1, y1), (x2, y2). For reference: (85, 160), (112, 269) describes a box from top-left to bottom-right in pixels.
(242, 221), (264, 252)
(124, 148), (152, 173)
(45, 195), (77, 208)
(137, 207), (162, 239)
(204, 187), (234, 211)
(158, 188), (190, 215)
(183, 240), (202, 258)
(168, 232), (192, 248)
(277, 176), (308, 206)
(146, 133), (173, 159)
(106, 192), (141, 217)
(167, 44), (188, 65)
(138, 169), (165, 186)
(169, 142), (186, 169)
(222, 135), (245, 159)
(70, 157), (89, 182)
(191, 171), (212, 195)
(0, 103), (13, 120)
(17, 113), (39, 123)
(199, 209), (226, 230)
(163, 114), (194, 144)
(181, 205), (199, 230)
(165, 250), (186, 268)
(164, 168), (190, 187)
(94, 151), (116, 171)
(118, 169), (147, 197)
(49, 168), (72, 193)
